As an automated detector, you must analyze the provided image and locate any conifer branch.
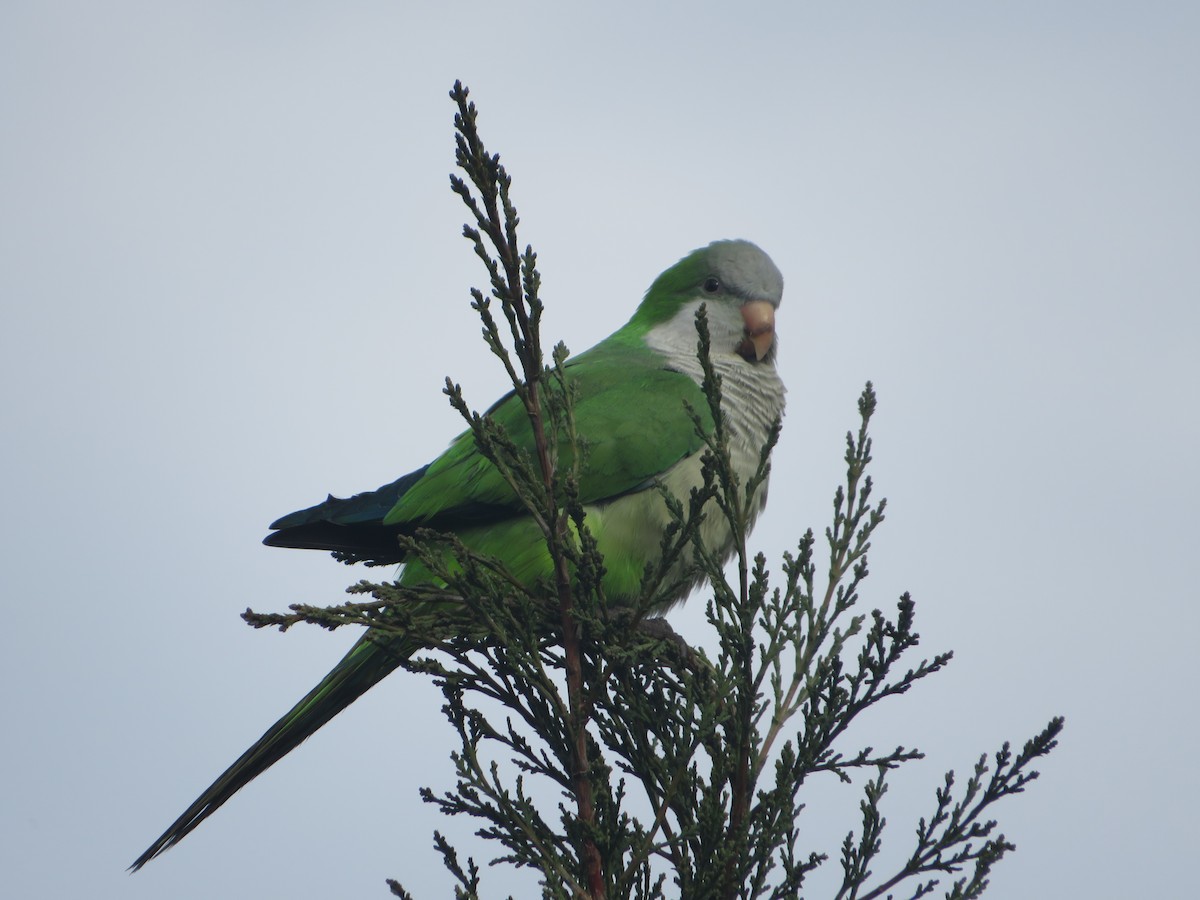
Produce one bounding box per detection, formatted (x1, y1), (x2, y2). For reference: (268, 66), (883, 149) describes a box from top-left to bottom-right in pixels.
(253, 83), (1062, 899)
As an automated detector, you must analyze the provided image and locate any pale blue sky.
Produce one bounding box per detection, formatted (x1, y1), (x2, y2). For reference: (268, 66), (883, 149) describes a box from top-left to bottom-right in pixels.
(2, 2), (1197, 898)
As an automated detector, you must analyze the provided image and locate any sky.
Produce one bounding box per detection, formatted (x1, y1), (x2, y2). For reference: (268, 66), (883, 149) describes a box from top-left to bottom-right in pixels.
(2, 2), (1197, 897)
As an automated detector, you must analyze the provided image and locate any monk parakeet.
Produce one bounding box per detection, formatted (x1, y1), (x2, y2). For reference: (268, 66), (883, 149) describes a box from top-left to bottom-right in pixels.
(132, 239), (786, 869)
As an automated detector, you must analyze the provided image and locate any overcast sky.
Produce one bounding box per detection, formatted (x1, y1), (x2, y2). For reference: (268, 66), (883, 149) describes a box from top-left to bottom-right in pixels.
(2, 2), (1197, 898)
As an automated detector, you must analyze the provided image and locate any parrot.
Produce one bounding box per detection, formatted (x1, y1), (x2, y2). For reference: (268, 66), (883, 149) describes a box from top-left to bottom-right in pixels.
(132, 238), (786, 870)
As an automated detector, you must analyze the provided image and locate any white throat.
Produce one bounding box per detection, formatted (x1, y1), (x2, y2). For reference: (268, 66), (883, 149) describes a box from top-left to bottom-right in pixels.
(643, 299), (786, 468)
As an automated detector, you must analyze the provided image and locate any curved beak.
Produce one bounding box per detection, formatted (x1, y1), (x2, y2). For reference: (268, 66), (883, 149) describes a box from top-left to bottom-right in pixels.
(737, 300), (776, 362)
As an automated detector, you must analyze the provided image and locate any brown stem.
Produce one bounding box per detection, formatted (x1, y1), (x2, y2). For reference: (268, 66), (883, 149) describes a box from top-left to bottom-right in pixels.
(452, 81), (602, 894)
(507, 243), (603, 898)
(557, 550), (605, 898)
(534, 377), (603, 897)
(724, 542), (752, 898)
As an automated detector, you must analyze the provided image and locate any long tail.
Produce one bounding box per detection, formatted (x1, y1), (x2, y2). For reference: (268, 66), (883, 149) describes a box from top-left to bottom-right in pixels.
(130, 632), (411, 870)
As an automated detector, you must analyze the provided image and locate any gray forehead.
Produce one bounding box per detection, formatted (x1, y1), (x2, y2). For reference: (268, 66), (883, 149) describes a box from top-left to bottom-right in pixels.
(707, 240), (784, 303)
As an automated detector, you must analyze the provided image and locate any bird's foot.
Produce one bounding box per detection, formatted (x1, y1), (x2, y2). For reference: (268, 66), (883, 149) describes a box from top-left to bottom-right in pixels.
(636, 617), (712, 676)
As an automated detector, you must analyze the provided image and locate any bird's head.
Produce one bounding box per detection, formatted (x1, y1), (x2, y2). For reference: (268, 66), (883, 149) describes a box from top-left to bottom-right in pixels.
(629, 239), (784, 365)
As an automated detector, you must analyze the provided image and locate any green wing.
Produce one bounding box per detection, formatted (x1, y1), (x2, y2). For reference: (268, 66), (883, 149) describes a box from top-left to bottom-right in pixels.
(385, 343), (712, 527)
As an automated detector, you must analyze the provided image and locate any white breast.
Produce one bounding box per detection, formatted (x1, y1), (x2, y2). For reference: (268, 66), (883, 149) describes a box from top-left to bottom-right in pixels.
(644, 298), (787, 488)
(599, 299), (787, 608)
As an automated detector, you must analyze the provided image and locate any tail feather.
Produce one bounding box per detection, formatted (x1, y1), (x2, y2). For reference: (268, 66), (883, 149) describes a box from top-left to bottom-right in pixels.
(130, 633), (409, 870)
(133, 465), (435, 869)
(261, 466), (432, 564)
(268, 467), (430, 531)
(261, 521), (408, 562)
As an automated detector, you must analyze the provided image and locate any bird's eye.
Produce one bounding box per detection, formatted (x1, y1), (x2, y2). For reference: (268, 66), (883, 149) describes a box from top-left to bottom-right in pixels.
(703, 277), (721, 293)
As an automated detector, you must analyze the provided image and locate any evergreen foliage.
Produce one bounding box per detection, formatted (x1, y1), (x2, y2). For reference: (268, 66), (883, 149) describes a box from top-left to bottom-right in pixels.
(246, 82), (1062, 900)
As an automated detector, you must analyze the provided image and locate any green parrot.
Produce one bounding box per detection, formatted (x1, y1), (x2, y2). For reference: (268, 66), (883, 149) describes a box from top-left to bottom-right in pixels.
(132, 239), (786, 870)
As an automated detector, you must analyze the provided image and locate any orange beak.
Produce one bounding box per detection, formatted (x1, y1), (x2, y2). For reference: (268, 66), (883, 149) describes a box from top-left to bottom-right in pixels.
(737, 300), (776, 362)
